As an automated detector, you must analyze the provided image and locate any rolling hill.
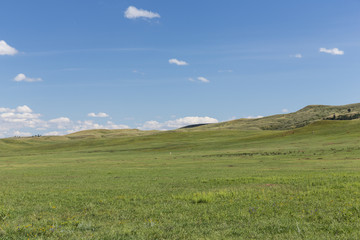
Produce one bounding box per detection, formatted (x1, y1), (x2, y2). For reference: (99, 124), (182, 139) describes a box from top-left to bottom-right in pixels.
(182, 103), (360, 131)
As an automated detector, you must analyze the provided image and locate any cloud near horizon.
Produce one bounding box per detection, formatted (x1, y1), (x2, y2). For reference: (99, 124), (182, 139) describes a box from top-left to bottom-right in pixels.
(169, 58), (189, 66)
(319, 48), (344, 55)
(246, 115), (264, 119)
(66, 120), (129, 134)
(0, 40), (18, 55)
(14, 73), (42, 82)
(0, 105), (218, 137)
(124, 6), (160, 19)
(0, 105), (129, 138)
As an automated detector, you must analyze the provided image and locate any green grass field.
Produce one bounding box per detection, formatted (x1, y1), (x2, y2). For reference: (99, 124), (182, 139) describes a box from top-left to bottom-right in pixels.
(1, 119), (360, 239)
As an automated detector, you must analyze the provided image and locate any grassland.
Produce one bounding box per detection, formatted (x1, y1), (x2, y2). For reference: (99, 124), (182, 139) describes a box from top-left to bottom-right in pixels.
(1, 118), (360, 239)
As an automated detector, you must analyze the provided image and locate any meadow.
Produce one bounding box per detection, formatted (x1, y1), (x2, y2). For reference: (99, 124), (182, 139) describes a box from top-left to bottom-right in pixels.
(1, 120), (360, 239)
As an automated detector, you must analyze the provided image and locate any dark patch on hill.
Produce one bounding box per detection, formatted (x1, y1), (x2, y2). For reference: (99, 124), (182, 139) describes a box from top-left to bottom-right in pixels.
(180, 123), (209, 129)
(324, 113), (360, 121)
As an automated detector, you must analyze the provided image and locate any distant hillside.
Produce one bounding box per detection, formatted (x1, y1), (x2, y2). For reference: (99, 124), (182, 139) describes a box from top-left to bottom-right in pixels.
(184, 103), (360, 131)
(66, 129), (158, 139)
(16, 103), (360, 140)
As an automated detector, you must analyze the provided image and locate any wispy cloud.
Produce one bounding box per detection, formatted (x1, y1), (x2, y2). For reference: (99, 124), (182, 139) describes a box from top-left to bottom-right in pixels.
(188, 77), (210, 83)
(124, 6), (160, 19)
(169, 58), (189, 66)
(218, 69), (233, 73)
(197, 77), (210, 83)
(88, 112), (109, 118)
(0, 40), (18, 56)
(290, 54), (302, 58)
(282, 109), (289, 113)
(319, 48), (344, 55)
(132, 70), (145, 75)
(14, 73), (42, 82)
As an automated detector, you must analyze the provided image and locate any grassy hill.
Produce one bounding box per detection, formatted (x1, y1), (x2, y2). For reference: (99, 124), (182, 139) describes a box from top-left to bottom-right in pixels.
(66, 129), (158, 139)
(2, 105), (360, 239)
(185, 103), (360, 131)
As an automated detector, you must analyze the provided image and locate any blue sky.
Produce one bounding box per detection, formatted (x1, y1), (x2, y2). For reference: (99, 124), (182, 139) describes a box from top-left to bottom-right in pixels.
(1, 0), (360, 137)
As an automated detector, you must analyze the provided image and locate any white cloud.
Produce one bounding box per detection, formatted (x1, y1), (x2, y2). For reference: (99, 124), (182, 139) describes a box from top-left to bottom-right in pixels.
(139, 116), (218, 130)
(246, 115), (264, 119)
(14, 73), (42, 82)
(124, 6), (160, 19)
(166, 117), (218, 128)
(189, 77), (210, 83)
(0, 40), (18, 56)
(0, 105), (41, 123)
(0, 106), (45, 137)
(49, 117), (71, 129)
(319, 48), (344, 55)
(68, 120), (129, 133)
(140, 120), (164, 130)
(0, 107), (13, 113)
(0, 105), (130, 138)
(169, 58), (188, 66)
(1, 112), (14, 118)
(44, 131), (62, 136)
(13, 131), (32, 137)
(105, 121), (129, 129)
(49, 117), (71, 124)
(282, 109), (289, 113)
(17, 105), (32, 113)
(88, 112), (109, 118)
(197, 77), (210, 83)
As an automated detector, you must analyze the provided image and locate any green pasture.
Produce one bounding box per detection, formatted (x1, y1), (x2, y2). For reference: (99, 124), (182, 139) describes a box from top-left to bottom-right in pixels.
(1, 120), (360, 239)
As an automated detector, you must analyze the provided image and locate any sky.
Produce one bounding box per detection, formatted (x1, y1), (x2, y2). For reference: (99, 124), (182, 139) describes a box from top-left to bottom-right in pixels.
(1, 0), (360, 137)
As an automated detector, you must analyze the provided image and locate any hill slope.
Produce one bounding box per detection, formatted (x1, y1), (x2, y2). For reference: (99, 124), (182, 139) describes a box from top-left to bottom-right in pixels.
(186, 103), (360, 131)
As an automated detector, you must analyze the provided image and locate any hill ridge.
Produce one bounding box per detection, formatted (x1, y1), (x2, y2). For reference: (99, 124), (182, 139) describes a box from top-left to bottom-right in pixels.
(183, 103), (360, 131)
